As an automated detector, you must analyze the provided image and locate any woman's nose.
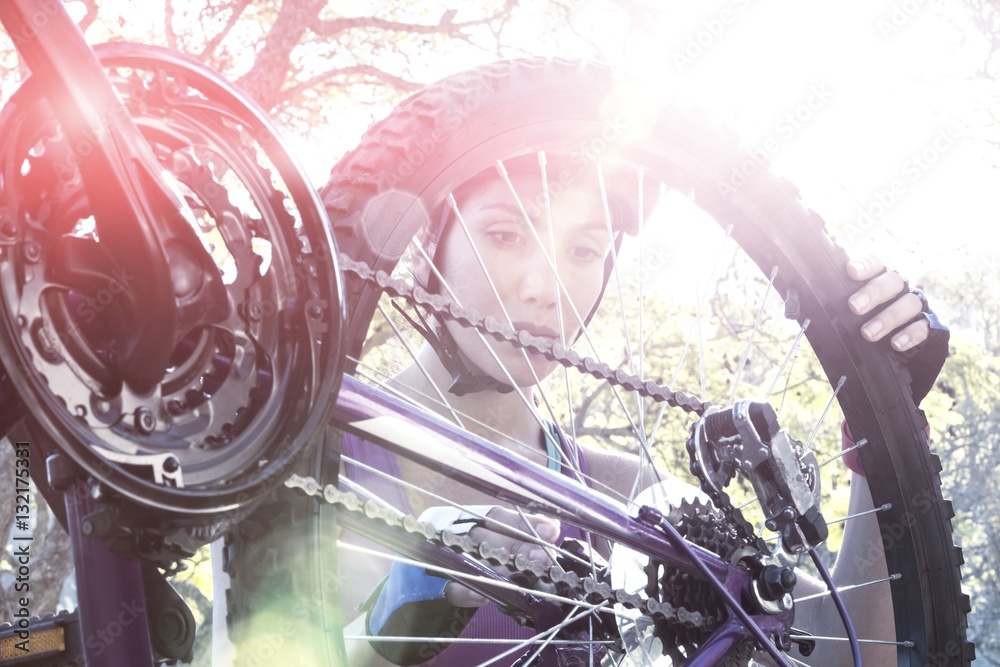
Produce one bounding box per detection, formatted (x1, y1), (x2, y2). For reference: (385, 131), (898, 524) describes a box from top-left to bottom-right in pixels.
(517, 254), (560, 307)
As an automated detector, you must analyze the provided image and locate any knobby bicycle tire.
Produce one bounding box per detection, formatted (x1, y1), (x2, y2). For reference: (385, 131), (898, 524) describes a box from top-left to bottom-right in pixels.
(225, 58), (972, 666)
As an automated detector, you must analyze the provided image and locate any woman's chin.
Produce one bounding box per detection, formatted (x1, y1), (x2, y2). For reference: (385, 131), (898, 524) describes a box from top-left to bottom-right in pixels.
(484, 352), (559, 387)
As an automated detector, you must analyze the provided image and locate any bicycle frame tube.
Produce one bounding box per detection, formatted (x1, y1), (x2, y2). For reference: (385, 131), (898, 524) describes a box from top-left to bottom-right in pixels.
(0, 369), (20, 436)
(64, 479), (155, 666)
(330, 375), (796, 666)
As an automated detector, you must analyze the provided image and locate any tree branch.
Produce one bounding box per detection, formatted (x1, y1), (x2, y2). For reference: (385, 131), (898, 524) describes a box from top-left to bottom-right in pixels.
(164, 0), (178, 50)
(235, 0), (326, 109)
(572, 424), (645, 440)
(199, 0), (254, 59)
(310, 13), (494, 39)
(962, 0), (1000, 75)
(276, 63), (422, 106)
(75, 0), (100, 34)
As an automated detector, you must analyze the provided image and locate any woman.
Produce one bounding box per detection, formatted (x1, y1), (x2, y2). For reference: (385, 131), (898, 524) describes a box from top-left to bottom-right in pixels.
(338, 154), (947, 666)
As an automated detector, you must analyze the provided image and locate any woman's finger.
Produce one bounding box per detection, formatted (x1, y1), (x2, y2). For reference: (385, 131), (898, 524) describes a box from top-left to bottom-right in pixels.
(845, 254), (886, 282)
(444, 581), (490, 607)
(447, 509), (561, 608)
(472, 508), (560, 544)
(888, 318), (931, 352)
(860, 292), (925, 343)
(848, 270), (906, 316)
(465, 509), (559, 565)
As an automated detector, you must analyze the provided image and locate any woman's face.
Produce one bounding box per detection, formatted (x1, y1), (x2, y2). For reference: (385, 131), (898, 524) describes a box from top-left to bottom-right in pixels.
(432, 176), (613, 387)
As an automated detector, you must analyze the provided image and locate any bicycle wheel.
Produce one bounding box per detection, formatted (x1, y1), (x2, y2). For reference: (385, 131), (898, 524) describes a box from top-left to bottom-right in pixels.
(232, 58), (972, 666)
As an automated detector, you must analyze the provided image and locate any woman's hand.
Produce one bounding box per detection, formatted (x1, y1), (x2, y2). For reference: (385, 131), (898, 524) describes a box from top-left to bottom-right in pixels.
(846, 254), (928, 352)
(444, 507), (560, 607)
(846, 253), (949, 405)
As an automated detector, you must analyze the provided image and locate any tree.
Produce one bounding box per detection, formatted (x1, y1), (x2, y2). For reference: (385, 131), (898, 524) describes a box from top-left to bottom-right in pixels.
(956, 0), (1000, 170)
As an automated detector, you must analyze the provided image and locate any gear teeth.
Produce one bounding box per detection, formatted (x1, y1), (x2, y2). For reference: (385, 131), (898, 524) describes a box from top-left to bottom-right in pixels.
(642, 497), (754, 656)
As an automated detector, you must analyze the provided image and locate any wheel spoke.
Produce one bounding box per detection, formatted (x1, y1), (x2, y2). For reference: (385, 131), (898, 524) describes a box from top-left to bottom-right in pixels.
(337, 541), (615, 613)
(443, 188), (586, 482)
(221, 55), (971, 667)
(341, 451), (597, 570)
(350, 359), (633, 505)
(375, 302), (466, 427)
(727, 265), (778, 407)
(826, 502), (892, 526)
(794, 573), (901, 603)
(788, 635), (914, 648)
(763, 319), (810, 404)
(805, 375), (847, 450)
(339, 540), (627, 667)
(818, 438), (869, 469)
(664, 224), (736, 402)
(493, 601), (610, 667)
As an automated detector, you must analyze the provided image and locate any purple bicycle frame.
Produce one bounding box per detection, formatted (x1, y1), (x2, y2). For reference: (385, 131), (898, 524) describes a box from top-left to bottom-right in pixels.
(331, 374), (797, 667)
(0, 366), (808, 667)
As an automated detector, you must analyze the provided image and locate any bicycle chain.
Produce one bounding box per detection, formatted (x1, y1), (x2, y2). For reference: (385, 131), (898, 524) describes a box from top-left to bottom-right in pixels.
(338, 254), (711, 416)
(340, 252), (766, 554)
(283, 473), (716, 634)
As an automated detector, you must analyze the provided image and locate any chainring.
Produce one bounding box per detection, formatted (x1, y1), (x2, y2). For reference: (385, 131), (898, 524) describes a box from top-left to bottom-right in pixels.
(0, 43), (341, 521)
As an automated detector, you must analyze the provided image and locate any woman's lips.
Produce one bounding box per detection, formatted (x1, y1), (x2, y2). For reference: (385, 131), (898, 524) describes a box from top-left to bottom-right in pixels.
(510, 321), (561, 341)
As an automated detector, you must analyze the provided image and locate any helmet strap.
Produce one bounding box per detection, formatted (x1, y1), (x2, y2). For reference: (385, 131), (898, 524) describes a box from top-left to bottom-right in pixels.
(390, 301), (515, 397)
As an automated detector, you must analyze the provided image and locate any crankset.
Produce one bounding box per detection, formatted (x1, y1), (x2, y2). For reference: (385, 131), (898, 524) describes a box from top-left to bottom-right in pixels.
(0, 42), (342, 552)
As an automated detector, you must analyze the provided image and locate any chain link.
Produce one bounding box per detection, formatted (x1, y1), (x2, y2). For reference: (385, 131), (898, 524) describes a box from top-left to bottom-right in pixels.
(283, 473), (715, 632)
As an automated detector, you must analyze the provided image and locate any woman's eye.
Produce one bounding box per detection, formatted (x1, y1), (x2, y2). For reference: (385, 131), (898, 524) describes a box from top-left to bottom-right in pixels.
(570, 246), (602, 262)
(487, 230), (523, 246)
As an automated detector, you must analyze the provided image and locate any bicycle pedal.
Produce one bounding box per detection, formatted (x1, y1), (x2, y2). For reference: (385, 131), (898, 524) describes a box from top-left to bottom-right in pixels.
(0, 610), (81, 666)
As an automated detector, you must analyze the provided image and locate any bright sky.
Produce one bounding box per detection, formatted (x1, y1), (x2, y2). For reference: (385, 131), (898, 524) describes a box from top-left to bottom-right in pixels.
(563, 0), (998, 278)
